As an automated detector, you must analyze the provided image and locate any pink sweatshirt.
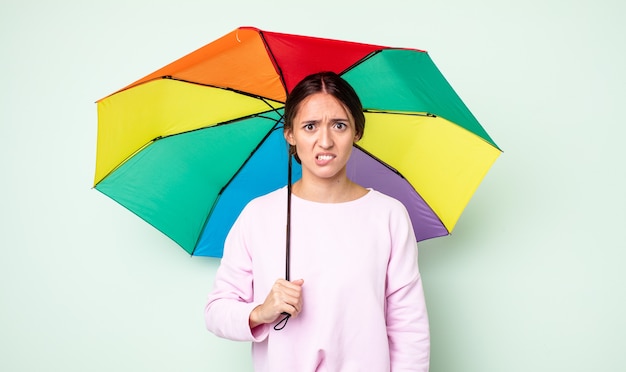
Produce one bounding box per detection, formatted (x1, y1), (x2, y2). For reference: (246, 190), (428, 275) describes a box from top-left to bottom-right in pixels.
(205, 188), (430, 371)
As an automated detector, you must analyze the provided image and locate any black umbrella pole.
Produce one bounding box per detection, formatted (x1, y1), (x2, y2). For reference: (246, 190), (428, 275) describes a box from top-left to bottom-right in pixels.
(285, 153), (292, 281)
(274, 153), (293, 331)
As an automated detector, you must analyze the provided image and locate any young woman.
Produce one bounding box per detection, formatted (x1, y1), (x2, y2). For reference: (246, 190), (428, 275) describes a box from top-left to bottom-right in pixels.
(205, 72), (430, 371)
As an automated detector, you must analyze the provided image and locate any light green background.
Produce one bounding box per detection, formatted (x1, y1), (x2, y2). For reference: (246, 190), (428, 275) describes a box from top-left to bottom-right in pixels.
(1, 0), (624, 371)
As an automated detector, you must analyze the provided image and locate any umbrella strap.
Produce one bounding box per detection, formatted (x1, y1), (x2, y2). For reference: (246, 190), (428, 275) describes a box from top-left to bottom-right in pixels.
(274, 313), (290, 331)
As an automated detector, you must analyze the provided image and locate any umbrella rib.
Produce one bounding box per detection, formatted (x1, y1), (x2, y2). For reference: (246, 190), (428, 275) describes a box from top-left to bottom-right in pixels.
(352, 143), (404, 178)
(206, 100), (286, 200)
(363, 109), (437, 117)
(190, 122), (284, 255)
(215, 124), (284, 194)
(163, 108), (283, 139)
(161, 75), (286, 104)
(340, 49), (383, 76)
(257, 30), (289, 96)
(93, 137), (160, 188)
(365, 109), (502, 151)
(95, 108), (283, 188)
(352, 143), (449, 238)
(339, 47), (428, 77)
(99, 75), (284, 103)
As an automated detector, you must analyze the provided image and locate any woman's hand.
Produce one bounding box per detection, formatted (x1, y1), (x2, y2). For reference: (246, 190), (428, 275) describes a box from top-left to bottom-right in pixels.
(249, 278), (304, 328)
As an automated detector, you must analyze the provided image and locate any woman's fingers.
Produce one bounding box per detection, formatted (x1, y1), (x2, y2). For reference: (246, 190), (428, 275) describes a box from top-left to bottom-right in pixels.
(272, 279), (304, 317)
(251, 278), (305, 327)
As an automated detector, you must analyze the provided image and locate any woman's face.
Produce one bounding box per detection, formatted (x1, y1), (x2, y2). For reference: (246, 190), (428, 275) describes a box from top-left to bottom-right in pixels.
(285, 92), (359, 183)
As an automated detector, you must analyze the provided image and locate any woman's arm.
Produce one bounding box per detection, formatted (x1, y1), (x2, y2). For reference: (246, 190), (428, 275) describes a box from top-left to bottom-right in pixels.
(204, 215), (270, 342)
(386, 206), (430, 371)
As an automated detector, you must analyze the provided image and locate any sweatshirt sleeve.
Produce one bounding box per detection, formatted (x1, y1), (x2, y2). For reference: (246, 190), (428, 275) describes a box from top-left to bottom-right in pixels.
(386, 204), (430, 371)
(204, 209), (270, 342)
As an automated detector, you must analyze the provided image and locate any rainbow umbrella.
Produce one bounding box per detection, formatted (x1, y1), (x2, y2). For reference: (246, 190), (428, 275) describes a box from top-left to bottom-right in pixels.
(94, 26), (501, 258)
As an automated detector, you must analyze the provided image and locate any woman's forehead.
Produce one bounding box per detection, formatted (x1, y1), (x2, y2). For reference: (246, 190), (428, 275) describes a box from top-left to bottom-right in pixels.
(295, 93), (353, 120)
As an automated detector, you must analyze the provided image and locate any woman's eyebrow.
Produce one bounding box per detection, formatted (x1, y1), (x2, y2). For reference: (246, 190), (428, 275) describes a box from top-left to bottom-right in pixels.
(298, 117), (349, 125)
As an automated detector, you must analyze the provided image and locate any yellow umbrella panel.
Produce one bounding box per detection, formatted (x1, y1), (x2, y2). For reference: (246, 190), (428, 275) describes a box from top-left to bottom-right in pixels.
(95, 78), (283, 185)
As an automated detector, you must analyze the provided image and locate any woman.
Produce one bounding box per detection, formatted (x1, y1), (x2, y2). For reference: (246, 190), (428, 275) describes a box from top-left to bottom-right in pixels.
(205, 71), (430, 371)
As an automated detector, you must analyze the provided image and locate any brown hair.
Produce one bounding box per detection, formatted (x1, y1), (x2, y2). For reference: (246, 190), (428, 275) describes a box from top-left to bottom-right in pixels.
(283, 71), (365, 161)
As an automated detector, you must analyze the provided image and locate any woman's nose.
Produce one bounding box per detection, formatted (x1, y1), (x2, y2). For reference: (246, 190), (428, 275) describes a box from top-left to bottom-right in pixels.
(318, 127), (333, 148)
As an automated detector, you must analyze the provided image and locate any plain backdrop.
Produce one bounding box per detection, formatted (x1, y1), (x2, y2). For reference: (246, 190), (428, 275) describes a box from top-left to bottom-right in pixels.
(1, 0), (625, 371)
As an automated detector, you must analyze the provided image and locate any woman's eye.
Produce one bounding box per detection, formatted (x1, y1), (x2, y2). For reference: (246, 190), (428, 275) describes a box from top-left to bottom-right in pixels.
(304, 124), (315, 131)
(334, 122), (347, 130)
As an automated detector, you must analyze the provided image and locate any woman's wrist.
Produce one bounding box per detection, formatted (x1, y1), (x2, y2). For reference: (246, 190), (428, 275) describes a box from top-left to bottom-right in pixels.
(249, 305), (263, 329)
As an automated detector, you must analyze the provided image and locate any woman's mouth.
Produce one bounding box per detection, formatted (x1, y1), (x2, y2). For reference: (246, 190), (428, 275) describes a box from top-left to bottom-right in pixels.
(315, 154), (335, 165)
(317, 154), (334, 161)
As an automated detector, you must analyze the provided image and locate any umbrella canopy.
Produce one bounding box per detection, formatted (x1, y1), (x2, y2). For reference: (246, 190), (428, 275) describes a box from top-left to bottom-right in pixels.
(94, 26), (501, 257)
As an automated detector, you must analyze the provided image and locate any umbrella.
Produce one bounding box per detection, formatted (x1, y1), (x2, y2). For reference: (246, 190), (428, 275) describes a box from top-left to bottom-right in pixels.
(94, 26), (501, 258)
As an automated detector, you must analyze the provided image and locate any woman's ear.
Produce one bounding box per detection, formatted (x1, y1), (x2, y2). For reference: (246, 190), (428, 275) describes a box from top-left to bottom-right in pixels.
(284, 130), (295, 145)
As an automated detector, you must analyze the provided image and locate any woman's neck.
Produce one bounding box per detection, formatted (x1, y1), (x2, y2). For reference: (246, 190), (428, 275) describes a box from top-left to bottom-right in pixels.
(291, 177), (368, 203)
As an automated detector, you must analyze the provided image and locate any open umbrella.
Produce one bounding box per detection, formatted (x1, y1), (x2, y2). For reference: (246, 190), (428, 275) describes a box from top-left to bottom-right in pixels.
(94, 26), (501, 258)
